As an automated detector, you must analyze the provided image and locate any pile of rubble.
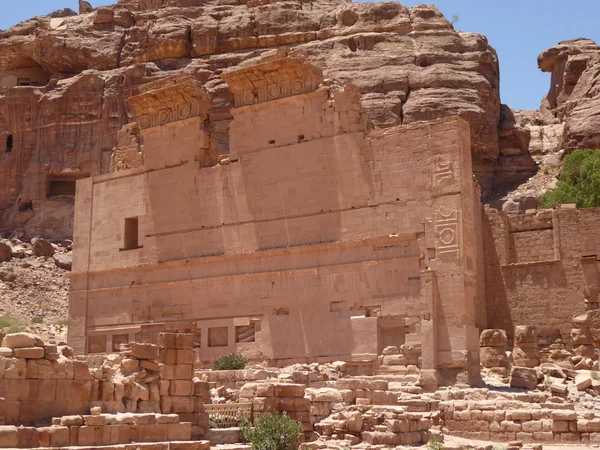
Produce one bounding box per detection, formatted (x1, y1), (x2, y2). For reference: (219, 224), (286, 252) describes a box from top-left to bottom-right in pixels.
(0, 237), (71, 343)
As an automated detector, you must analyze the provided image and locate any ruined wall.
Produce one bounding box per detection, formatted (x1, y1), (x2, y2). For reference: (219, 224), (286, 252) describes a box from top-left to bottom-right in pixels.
(69, 60), (483, 385)
(484, 206), (600, 338)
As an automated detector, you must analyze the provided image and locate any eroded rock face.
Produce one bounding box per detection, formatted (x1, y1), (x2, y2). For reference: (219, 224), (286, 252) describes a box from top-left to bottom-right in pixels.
(0, 0), (512, 237)
(538, 38), (600, 151)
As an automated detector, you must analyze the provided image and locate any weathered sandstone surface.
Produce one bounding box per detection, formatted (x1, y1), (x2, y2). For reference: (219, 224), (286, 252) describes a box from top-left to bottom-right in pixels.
(490, 38), (600, 204)
(0, 0), (538, 238)
(538, 38), (600, 152)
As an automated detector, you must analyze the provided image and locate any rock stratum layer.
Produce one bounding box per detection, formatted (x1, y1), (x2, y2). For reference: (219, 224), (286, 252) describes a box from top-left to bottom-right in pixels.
(0, 0), (539, 238)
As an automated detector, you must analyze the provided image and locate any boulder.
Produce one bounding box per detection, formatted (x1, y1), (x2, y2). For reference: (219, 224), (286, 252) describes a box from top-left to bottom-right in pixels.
(575, 373), (593, 391)
(31, 238), (55, 258)
(3, 332), (39, 349)
(0, 242), (11, 262)
(53, 253), (72, 271)
(510, 366), (539, 390)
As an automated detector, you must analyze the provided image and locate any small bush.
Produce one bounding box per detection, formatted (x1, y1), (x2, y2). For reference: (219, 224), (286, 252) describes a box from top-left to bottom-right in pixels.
(56, 318), (69, 327)
(0, 316), (26, 334)
(214, 353), (248, 370)
(591, 371), (600, 381)
(32, 316), (43, 324)
(539, 149), (600, 208)
(239, 418), (252, 443)
(427, 437), (444, 450)
(243, 412), (302, 450)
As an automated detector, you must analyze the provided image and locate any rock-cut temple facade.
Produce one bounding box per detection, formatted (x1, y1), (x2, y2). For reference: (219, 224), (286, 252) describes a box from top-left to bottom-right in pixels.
(69, 49), (487, 387)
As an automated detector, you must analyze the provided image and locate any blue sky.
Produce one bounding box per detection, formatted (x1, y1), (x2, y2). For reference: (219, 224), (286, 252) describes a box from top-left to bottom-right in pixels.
(2, 1), (599, 110)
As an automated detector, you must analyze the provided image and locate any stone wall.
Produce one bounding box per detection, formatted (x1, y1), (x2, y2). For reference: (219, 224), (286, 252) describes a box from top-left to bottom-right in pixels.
(0, 331), (209, 438)
(483, 205), (600, 338)
(69, 53), (484, 386)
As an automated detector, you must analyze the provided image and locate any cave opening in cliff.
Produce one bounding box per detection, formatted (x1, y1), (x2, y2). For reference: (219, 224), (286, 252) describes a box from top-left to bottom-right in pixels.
(18, 201), (33, 211)
(46, 173), (90, 198)
(47, 179), (77, 197)
(6, 134), (13, 153)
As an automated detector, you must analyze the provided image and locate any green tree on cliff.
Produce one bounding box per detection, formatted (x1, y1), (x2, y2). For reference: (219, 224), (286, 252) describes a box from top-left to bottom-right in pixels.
(539, 149), (600, 208)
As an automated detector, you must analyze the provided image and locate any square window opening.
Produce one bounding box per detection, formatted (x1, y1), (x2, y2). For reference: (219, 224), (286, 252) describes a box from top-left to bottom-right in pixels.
(208, 326), (228, 347)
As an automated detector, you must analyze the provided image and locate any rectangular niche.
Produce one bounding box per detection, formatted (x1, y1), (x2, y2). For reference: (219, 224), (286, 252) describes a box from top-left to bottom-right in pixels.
(88, 335), (107, 354)
(208, 326), (228, 347)
(47, 177), (77, 197)
(112, 334), (129, 352)
(235, 325), (256, 343)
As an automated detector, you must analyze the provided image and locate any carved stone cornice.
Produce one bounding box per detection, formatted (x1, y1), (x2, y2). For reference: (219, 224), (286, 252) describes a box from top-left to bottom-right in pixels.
(127, 75), (211, 130)
(221, 49), (324, 108)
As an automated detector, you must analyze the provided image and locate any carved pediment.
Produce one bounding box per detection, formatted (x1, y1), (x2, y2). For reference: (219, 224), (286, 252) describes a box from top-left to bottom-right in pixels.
(127, 75), (210, 130)
(221, 49), (324, 108)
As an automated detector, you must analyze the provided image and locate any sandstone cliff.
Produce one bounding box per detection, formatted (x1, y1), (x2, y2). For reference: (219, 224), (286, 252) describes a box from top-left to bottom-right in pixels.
(0, 0), (536, 238)
(538, 38), (600, 152)
(492, 38), (600, 205)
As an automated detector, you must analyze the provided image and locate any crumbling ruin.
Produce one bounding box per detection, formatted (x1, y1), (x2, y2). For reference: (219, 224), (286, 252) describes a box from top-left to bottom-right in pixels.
(2, 1), (600, 449)
(70, 50), (484, 388)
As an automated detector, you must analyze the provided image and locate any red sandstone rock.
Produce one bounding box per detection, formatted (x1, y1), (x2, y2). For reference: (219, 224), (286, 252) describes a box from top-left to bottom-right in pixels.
(0, 0), (511, 237)
(509, 366), (539, 390)
(538, 38), (600, 151)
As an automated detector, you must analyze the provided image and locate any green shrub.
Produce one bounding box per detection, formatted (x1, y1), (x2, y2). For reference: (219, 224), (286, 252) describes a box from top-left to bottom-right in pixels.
(56, 318), (69, 327)
(427, 437), (444, 450)
(0, 316), (26, 334)
(539, 149), (600, 208)
(239, 418), (252, 443)
(32, 316), (43, 324)
(243, 412), (302, 450)
(213, 353), (248, 370)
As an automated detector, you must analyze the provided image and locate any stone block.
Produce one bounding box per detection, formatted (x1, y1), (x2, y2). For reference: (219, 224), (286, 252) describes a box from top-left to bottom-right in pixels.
(122, 343), (160, 360)
(171, 396), (194, 413)
(0, 348), (12, 357)
(552, 410), (577, 421)
(170, 380), (193, 396)
(274, 383), (305, 397)
(48, 426), (70, 447)
(16, 426), (38, 448)
(174, 364), (194, 380)
(194, 380), (210, 398)
(177, 350), (195, 364)
(158, 333), (178, 350)
(514, 326), (538, 346)
(61, 415), (84, 426)
(141, 360), (160, 372)
(27, 359), (54, 378)
(4, 358), (26, 379)
(510, 366), (539, 390)
(512, 347), (540, 368)
(3, 333), (38, 349)
(139, 423), (168, 442)
(168, 422), (193, 440)
(480, 347), (510, 368)
(479, 329), (508, 347)
(73, 361), (91, 380)
(176, 334), (194, 350)
(576, 373), (593, 391)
